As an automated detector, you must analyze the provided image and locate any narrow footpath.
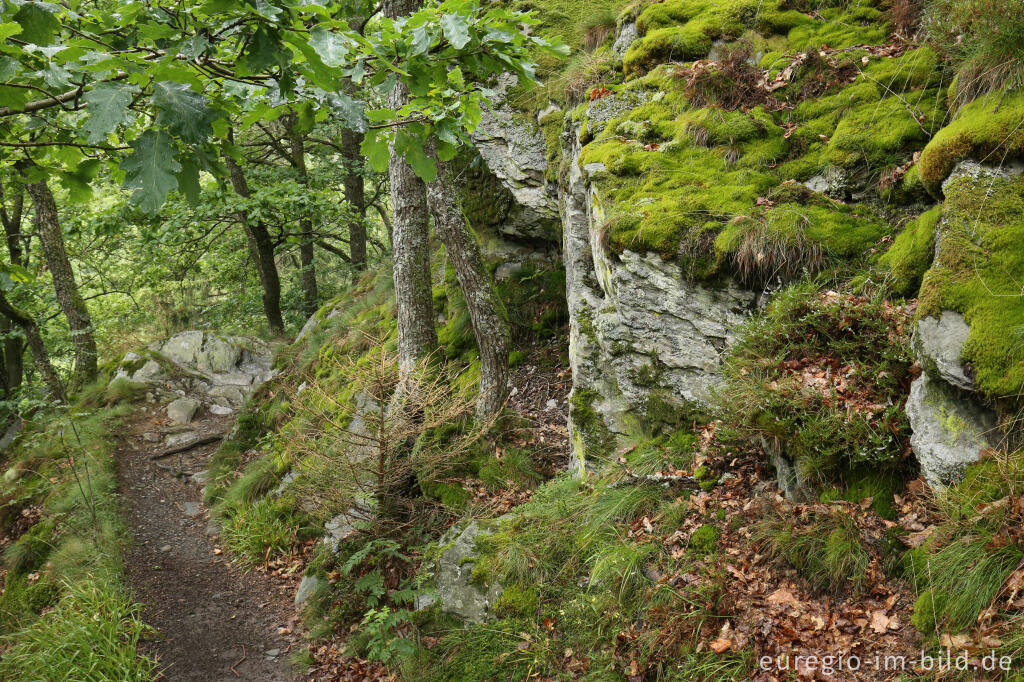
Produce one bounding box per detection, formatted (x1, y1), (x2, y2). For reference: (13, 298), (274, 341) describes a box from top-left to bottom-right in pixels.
(116, 404), (300, 681)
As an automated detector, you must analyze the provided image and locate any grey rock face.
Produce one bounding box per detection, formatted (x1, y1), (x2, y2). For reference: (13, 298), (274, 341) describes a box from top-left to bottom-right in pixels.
(470, 74), (560, 238)
(473, 86), (757, 471)
(323, 510), (366, 552)
(906, 371), (997, 487)
(595, 250), (757, 409)
(559, 115), (758, 471)
(208, 385), (247, 406)
(942, 159), (1024, 196)
(427, 520), (503, 624)
(294, 574), (323, 607)
(197, 335), (242, 373)
(769, 451), (813, 502)
(116, 331), (274, 409)
(801, 166), (849, 198)
(915, 313), (974, 391)
(0, 418), (23, 453)
(611, 22), (638, 57)
(159, 330), (205, 366)
(166, 397), (201, 424)
(131, 360), (166, 383)
(295, 312), (320, 343)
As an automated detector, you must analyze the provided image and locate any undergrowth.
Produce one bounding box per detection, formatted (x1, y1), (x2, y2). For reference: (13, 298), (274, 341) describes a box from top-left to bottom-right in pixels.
(0, 381), (155, 679)
(716, 283), (914, 489)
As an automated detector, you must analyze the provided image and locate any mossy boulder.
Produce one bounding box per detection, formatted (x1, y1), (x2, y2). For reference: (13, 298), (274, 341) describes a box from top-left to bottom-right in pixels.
(419, 520), (504, 625)
(906, 371), (997, 487)
(917, 167), (1024, 398)
(918, 90), (1024, 196)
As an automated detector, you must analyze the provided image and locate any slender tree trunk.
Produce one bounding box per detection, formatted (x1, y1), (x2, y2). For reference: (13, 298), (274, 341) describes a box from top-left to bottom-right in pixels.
(0, 291), (65, 402)
(224, 154), (285, 335)
(0, 317), (21, 395)
(423, 145), (511, 418)
(286, 117), (319, 317)
(341, 128), (367, 270)
(0, 179), (25, 267)
(25, 180), (98, 389)
(0, 179), (26, 392)
(385, 0), (437, 374)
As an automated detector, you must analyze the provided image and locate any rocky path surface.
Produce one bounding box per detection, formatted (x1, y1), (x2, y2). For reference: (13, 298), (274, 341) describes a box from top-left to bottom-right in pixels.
(112, 332), (301, 681)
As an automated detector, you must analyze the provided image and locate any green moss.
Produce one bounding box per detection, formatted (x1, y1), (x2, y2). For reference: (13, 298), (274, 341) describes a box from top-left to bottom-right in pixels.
(917, 173), (1024, 397)
(901, 547), (929, 589)
(827, 90), (940, 165)
(878, 207), (941, 296)
(539, 109), (565, 182)
(426, 481), (472, 511)
(689, 524), (720, 554)
(911, 589), (940, 634)
(624, 24), (713, 75)
(918, 90), (1024, 195)
(492, 585), (539, 619)
(693, 464), (717, 491)
(863, 46), (943, 91)
(626, 0), (809, 76)
(785, 5), (886, 51)
(569, 388), (615, 455)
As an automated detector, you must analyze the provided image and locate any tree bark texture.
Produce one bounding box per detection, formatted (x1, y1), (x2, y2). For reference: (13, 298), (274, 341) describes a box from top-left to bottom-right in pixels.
(287, 117), (319, 317)
(341, 127), (367, 270)
(423, 146), (511, 418)
(225, 154), (285, 335)
(384, 0), (437, 374)
(0, 291), (65, 402)
(25, 179), (98, 388)
(0, 179), (26, 393)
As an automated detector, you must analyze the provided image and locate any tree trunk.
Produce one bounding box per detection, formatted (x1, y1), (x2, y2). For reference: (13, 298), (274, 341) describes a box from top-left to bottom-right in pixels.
(341, 128), (367, 270)
(423, 145), (511, 418)
(286, 117), (319, 317)
(0, 317), (22, 395)
(0, 179), (26, 393)
(385, 0), (437, 374)
(25, 179), (98, 389)
(224, 154), (285, 335)
(0, 291), (65, 402)
(0, 179), (26, 267)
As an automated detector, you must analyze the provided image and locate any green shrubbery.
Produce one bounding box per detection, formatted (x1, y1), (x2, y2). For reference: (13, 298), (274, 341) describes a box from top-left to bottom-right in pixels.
(754, 502), (873, 595)
(717, 284), (913, 487)
(0, 404), (154, 678)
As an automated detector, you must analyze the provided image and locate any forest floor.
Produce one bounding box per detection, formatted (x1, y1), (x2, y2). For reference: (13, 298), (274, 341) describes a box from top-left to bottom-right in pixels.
(116, 404), (302, 681)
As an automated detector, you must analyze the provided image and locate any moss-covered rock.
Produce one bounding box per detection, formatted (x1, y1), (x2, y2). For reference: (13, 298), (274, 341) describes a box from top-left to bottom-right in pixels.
(917, 169), (1024, 398)
(918, 90), (1024, 196)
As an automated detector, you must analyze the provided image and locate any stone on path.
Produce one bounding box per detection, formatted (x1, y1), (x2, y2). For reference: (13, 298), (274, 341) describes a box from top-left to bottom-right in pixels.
(167, 397), (201, 424)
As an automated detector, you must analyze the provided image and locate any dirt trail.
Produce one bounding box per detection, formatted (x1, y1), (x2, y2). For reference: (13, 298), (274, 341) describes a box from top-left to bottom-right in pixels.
(116, 404), (301, 681)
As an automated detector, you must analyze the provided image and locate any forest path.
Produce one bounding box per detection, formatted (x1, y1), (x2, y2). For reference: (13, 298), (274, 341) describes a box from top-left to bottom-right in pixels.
(116, 403), (301, 681)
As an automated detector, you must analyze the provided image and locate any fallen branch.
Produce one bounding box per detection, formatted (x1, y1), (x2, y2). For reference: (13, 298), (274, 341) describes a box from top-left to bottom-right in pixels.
(610, 469), (702, 489)
(231, 644), (246, 677)
(149, 433), (225, 460)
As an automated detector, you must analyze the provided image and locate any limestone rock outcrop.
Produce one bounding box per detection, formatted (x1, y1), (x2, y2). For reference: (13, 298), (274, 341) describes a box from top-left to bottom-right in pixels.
(113, 331), (274, 409)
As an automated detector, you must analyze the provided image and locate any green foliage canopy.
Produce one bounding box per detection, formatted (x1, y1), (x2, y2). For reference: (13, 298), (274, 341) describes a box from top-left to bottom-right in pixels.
(0, 0), (567, 210)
